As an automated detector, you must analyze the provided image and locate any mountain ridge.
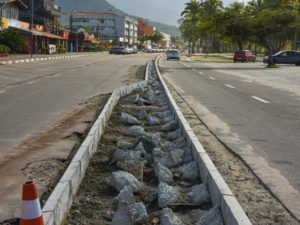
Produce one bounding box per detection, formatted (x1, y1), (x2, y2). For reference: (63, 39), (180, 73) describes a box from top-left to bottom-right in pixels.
(54, 0), (180, 37)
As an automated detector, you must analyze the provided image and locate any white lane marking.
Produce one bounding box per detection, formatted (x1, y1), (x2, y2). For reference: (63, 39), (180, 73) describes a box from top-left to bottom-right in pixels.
(252, 96), (270, 104)
(0, 75), (19, 80)
(186, 65), (190, 68)
(209, 77), (216, 80)
(198, 71), (204, 75)
(192, 68), (196, 71)
(225, 84), (235, 89)
(0, 90), (6, 94)
(27, 81), (35, 85)
(53, 73), (61, 78)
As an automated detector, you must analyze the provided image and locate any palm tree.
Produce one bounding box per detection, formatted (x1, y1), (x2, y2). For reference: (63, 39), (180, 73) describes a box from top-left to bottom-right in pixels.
(180, 0), (201, 53)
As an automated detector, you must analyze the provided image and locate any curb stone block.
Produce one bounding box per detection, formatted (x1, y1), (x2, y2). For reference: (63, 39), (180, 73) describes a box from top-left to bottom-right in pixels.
(42, 182), (71, 225)
(207, 169), (234, 206)
(60, 162), (82, 197)
(43, 211), (55, 225)
(81, 135), (96, 157)
(221, 195), (252, 225)
(72, 145), (90, 176)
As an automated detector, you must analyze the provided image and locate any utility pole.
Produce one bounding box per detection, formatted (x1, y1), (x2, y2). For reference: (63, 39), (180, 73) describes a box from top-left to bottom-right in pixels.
(29, 0), (34, 58)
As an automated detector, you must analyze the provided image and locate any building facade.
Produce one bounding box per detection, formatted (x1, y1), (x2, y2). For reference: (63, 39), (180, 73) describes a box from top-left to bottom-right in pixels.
(138, 18), (155, 36)
(160, 32), (171, 49)
(0, 0), (27, 21)
(19, 0), (61, 34)
(70, 12), (138, 47)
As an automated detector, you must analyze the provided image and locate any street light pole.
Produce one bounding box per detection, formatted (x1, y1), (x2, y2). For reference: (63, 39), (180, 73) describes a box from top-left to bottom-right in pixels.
(29, 0), (34, 58)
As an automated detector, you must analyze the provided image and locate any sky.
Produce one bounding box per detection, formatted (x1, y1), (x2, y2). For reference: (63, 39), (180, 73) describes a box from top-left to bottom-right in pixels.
(106, 0), (245, 27)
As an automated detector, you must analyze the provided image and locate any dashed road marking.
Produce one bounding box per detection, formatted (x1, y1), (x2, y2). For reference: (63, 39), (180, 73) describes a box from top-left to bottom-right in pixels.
(252, 96), (270, 104)
(225, 84), (235, 89)
(192, 68), (196, 71)
(53, 73), (61, 78)
(0, 75), (19, 80)
(198, 71), (204, 75)
(0, 90), (6, 94)
(27, 81), (36, 85)
(209, 77), (216, 80)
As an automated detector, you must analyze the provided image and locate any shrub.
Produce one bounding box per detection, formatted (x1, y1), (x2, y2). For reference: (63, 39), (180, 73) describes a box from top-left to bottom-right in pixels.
(0, 44), (11, 53)
(0, 29), (25, 53)
(57, 44), (67, 54)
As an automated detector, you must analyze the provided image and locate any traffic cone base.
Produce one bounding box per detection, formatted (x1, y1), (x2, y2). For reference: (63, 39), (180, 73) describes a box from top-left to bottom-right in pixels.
(20, 216), (44, 225)
(20, 181), (44, 225)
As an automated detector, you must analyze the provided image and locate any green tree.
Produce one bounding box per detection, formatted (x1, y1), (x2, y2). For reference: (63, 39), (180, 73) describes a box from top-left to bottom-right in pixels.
(0, 29), (25, 53)
(222, 2), (252, 50)
(150, 31), (164, 45)
(252, 7), (297, 66)
(180, 0), (202, 53)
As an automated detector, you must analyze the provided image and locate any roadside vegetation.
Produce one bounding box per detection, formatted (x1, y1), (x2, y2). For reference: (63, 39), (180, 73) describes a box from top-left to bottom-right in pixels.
(179, 0), (300, 67)
(0, 29), (25, 54)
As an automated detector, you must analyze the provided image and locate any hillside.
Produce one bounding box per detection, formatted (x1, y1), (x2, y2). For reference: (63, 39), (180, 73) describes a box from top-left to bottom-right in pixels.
(54, 0), (180, 37)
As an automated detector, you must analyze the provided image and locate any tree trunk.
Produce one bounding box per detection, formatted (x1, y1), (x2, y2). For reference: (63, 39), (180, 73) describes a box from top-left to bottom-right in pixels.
(267, 49), (274, 67)
(237, 40), (243, 50)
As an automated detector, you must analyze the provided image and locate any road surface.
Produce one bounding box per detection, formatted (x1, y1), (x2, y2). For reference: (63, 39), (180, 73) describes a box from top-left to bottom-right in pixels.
(160, 57), (300, 221)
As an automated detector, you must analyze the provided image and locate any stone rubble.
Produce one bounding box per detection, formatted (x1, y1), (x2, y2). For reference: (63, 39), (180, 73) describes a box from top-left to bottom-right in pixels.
(105, 62), (224, 224)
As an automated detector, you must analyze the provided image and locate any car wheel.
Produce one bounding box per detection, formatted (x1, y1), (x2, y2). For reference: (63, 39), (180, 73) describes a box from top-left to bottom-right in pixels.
(234, 60), (237, 63)
(295, 61), (300, 66)
(253, 59), (256, 63)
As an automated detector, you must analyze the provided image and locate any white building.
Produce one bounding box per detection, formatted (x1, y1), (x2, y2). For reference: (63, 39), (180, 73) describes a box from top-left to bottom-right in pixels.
(70, 11), (138, 47)
(160, 31), (171, 48)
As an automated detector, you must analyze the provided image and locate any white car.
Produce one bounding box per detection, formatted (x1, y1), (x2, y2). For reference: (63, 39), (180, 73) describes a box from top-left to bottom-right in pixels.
(167, 49), (180, 61)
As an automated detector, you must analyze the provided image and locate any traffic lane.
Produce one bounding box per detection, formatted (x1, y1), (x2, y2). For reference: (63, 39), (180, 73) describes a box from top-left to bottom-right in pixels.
(0, 53), (132, 88)
(183, 61), (300, 124)
(0, 54), (153, 162)
(161, 59), (300, 204)
(184, 60), (300, 96)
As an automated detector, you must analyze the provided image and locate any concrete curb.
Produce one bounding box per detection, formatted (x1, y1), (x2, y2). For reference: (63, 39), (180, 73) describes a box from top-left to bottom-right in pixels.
(0, 53), (104, 65)
(41, 61), (149, 225)
(154, 56), (252, 225)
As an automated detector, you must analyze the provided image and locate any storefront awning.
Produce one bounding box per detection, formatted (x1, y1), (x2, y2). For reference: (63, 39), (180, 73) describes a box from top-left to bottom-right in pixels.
(8, 26), (42, 36)
(36, 31), (64, 40)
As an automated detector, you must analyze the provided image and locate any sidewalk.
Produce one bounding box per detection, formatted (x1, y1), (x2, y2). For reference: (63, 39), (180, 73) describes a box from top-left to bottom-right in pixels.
(0, 52), (105, 65)
(0, 53), (79, 61)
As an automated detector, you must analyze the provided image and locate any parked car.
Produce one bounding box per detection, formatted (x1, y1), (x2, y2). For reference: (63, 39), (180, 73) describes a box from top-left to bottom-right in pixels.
(109, 47), (123, 54)
(263, 50), (300, 66)
(234, 50), (256, 62)
(167, 49), (180, 61)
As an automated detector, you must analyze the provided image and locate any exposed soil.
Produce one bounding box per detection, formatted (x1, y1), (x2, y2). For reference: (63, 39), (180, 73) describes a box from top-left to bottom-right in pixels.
(161, 71), (299, 225)
(0, 94), (110, 225)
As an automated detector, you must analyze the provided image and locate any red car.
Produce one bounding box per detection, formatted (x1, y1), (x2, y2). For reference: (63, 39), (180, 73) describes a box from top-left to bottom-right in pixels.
(234, 50), (256, 62)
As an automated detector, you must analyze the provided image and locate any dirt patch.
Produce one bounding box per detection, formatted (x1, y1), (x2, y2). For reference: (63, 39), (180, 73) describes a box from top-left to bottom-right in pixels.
(189, 55), (232, 63)
(162, 78), (299, 224)
(0, 94), (110, 224)
(123, 65), (146, 84)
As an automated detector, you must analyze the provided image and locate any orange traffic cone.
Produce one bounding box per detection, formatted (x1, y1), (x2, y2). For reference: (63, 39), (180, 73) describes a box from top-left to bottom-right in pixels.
(20, 181), (44, 225)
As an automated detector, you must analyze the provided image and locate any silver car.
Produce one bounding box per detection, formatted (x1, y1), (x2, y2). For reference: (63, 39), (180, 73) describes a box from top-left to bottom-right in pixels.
(167, 49), (180, 61)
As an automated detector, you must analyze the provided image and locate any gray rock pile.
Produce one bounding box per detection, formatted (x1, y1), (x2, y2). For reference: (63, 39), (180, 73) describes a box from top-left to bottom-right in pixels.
(107, 61), (224, 225)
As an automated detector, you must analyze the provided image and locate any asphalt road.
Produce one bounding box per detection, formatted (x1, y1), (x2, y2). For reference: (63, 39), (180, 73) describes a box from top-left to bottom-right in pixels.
(161, 57), (300, 220)
(0, 53), (153, 164)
